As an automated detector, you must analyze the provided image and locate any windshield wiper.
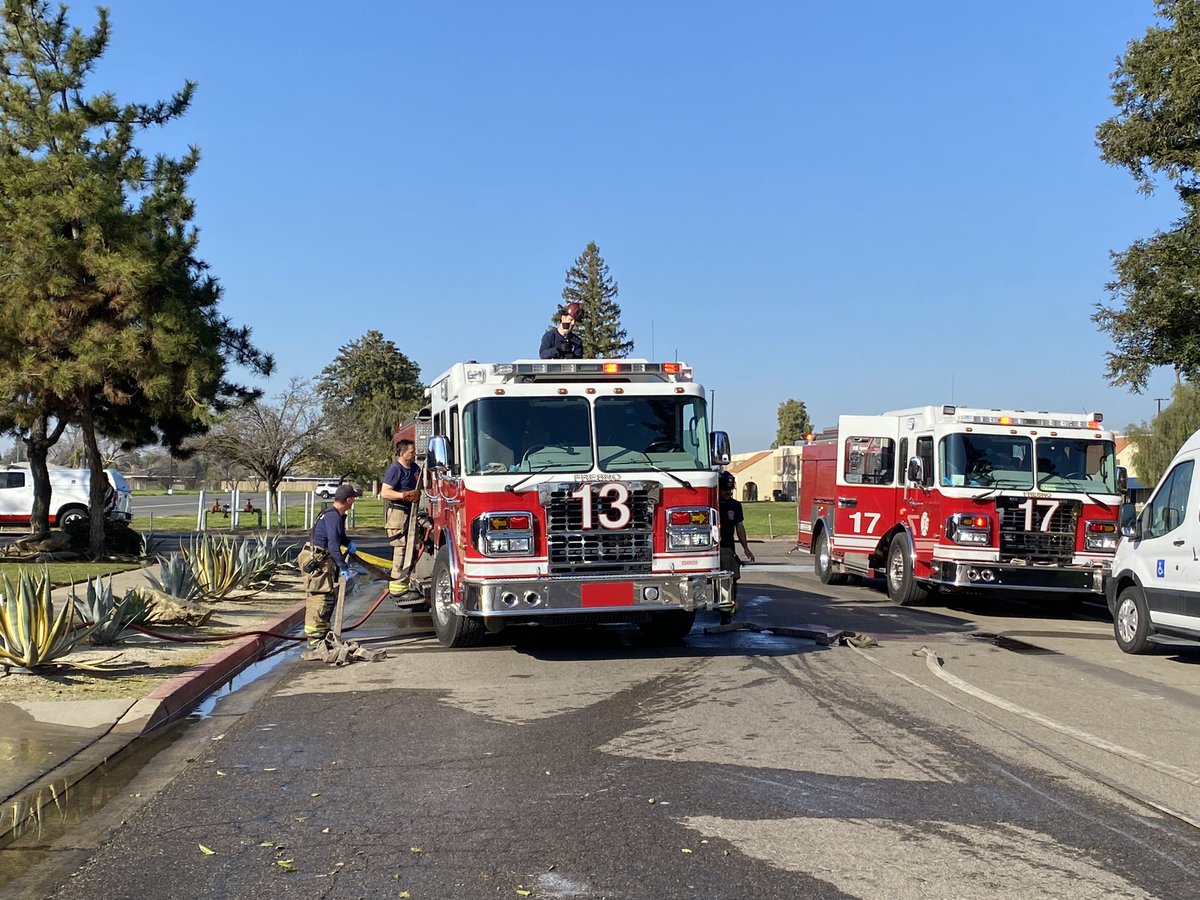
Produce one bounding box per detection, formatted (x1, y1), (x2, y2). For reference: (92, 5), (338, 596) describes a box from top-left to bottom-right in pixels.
(1056, 476), (1111, 509)
(972, 488), (998, 502)
(504, 465), (554, 493)
(641, 461), (692, 489)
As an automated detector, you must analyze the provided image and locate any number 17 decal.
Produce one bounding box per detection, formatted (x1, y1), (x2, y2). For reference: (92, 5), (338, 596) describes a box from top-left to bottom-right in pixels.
(1018, 498), (1060, 532)
(848, 511), (880, 533)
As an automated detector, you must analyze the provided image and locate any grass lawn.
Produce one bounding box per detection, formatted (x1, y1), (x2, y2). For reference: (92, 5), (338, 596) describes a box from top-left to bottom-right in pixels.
(0, 560), (144, 587)
(134, 497), (800, 540)
(740, 501), (798, 540)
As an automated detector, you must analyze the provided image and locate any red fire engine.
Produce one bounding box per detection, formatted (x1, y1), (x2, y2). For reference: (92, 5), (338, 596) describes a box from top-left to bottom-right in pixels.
(796, 405), (1125, 604)
(397, 359), (734, 647)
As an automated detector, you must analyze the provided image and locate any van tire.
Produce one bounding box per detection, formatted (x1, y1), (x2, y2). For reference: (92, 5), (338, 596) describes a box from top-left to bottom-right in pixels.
(886, 534), (930, 606)
(57, 507), (87, 529)
(814, 530), (847, 585)
(1114, 585), (1153, 654)
(430, 547), (484, 648)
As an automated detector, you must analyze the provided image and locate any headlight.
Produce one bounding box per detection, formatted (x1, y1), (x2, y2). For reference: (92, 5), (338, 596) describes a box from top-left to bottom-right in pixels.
(473, 512), (535, 557)
(666, 506), (713, 552)
(1085, 520), (1118, 552)
(946, 513), (992, 546)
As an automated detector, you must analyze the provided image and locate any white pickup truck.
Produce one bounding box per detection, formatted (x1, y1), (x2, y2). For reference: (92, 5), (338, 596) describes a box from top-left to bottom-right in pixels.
(0, 463), (132, 528)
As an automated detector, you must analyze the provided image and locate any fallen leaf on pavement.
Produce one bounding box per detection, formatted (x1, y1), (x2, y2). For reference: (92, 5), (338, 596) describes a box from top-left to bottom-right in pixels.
(198, 844), (216, 856)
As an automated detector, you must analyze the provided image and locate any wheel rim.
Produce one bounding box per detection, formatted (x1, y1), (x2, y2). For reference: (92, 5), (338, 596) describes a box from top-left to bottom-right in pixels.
(433, 566), (453, 625)
(888, 547), (904, 591)
(818, 535), (830, 574)
(1116, 598), (1139, 644)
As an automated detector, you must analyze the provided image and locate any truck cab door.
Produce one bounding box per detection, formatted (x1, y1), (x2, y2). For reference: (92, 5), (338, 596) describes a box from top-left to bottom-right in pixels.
(833, 416), (901, 559)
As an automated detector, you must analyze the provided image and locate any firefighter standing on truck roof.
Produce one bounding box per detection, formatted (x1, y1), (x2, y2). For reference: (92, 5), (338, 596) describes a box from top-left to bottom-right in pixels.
(381, 438), (423, 604)
(718, 470), (754, 625)
(298, 483), (359, 648)
(539, 301), (584, 359)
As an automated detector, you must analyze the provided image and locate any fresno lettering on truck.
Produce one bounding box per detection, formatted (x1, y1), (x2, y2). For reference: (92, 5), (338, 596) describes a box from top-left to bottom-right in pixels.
(0, 463), (131, 528)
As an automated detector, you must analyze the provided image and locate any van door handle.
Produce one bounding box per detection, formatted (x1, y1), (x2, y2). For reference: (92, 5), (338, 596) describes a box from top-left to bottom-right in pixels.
(1174, 540), (1186, 546)
(837, 497), (858, 508)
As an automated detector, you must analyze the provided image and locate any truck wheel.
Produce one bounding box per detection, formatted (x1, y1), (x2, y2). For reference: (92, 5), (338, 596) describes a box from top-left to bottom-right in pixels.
(814, 529), (848, 585)
(1114, 585), (1152, 654)
(638, 610), (696, 644)
(886, 535), (930, 606)
(58, 507), (87, 529)
(430, 547), (484, 648)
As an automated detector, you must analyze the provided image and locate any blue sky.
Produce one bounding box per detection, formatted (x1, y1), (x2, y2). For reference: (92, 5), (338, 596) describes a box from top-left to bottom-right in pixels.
(88, 0), (1178, 452)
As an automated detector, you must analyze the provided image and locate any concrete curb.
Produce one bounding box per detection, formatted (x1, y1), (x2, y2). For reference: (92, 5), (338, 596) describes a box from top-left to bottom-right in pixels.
(1, 600), (306, 845)
(116, 601), (307, 733)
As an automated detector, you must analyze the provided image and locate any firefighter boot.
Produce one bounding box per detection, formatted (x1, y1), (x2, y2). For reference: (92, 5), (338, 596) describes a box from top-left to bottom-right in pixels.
(717, 582), (738, 626)
(305, 592), (336, 649)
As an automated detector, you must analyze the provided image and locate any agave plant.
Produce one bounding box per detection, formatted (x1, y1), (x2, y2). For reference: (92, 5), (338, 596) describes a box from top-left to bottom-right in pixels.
(238, 534), (288, 586)
(146, 552), (203, 602)
(72, 577), (147, 645)
(0, 567), (95, 670)
(181, 533), (256, 600)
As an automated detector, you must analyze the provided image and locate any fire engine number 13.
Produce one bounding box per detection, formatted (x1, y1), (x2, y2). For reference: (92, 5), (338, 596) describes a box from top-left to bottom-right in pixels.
(571, 482), (632, 530)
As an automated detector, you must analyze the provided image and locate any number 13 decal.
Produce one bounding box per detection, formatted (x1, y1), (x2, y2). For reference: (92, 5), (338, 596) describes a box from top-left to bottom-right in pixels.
(571, 482), (632, 530)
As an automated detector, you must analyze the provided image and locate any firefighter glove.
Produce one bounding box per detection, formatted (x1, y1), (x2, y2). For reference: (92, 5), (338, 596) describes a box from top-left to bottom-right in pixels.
(345, 541), (358, 555)
(340, 569), (353, 582)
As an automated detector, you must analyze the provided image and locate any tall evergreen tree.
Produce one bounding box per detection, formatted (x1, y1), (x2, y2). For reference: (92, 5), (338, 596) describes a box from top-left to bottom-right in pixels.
(774, 399), (812, 449)
(0, 1), (272, 549)
(315, 330), (425, 481)
(560, 241), (633, 358)
(1095, 1), (1200, 389)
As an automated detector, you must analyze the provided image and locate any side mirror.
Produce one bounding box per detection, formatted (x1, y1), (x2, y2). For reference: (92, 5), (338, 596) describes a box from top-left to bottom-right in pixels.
(427, 435), (451, 471)
(906, 456), (923, 485)
(710, 431), (731, 466)
(1116, 465), (1128, 495)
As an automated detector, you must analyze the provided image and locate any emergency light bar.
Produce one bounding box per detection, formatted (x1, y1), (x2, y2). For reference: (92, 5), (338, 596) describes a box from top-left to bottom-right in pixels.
(493, 361), (694, 380)
(956, 413), (1103, 429)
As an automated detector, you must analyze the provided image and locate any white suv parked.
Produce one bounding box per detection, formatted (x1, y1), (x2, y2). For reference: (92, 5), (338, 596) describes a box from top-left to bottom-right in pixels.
(313, 480), (342, 499)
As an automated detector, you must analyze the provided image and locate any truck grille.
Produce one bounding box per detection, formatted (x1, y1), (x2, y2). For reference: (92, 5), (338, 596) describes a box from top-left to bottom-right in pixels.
(997, 497), (1080, 563)
(539, 481), (660, 575)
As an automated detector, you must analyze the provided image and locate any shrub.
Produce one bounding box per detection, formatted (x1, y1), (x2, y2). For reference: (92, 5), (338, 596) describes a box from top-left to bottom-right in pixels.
(0, 567), (95, 669)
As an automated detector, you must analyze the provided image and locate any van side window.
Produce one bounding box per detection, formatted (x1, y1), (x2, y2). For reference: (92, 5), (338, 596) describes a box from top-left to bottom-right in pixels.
(1143, 460), (1194, 538)
(1, 472), (25, 489)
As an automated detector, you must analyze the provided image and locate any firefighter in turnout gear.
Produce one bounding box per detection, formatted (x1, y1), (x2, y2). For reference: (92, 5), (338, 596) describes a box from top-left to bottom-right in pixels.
(297, 483), (360, 647)
(718, 470), (754, 625)
(381, 438), (423, 603)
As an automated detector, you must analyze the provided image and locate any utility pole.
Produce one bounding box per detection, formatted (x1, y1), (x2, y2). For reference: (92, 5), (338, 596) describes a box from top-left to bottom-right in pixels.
(1155, 397), (1168, 414)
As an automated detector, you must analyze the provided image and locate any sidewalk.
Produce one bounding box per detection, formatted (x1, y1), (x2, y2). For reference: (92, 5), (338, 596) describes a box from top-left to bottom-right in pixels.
(0, 563), (307, 845)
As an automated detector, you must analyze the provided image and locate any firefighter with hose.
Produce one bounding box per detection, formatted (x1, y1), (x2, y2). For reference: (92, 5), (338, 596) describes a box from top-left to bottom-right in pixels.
(298, 483), (360, 648)
(381, 437), (423, 605)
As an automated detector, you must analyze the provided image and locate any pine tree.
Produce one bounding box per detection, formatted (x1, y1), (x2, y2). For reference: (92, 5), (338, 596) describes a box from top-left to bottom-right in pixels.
(560, 241), (633, 358)
(0, 1), (272, 550)
(774, 400), (812, 449)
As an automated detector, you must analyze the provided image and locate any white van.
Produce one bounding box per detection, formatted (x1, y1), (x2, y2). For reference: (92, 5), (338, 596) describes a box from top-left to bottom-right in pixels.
(1107, 428), (1200, 653)
(0, 463), (132, 529)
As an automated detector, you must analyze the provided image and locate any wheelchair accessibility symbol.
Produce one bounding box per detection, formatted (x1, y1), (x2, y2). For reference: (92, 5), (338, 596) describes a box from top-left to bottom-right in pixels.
(1157, 559), (1166, 578)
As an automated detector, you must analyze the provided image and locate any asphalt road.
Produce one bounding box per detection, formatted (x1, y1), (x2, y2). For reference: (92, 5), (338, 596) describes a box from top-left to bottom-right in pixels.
(13, 542), (1200, 898)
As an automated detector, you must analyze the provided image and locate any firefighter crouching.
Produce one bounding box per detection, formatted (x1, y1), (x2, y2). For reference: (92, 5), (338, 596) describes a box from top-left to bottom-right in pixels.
(297, 483), (360, 647)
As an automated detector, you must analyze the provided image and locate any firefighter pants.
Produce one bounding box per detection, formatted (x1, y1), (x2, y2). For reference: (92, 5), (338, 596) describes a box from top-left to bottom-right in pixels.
(719, 546), (741, 616)
(301, 554), (338, 642)
(386, 505), (412, 591)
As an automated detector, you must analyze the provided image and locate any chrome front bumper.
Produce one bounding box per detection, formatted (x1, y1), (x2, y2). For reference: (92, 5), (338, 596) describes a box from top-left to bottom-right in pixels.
(930, 561), (1106, 593)
(460, 572), (733, 617)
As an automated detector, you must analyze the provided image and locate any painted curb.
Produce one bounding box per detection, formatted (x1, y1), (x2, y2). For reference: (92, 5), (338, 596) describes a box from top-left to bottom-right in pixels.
(119, 601), (306, 733)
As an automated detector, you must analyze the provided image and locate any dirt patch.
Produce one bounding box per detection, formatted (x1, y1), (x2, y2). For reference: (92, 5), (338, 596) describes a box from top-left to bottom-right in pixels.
(0, 574), (306, 704)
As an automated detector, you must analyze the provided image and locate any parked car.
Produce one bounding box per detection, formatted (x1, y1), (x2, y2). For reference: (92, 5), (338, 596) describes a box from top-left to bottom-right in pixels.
(0, 463), (130, 528)
(313, 480), (342, 499)
(1107, 427), (1200, 653)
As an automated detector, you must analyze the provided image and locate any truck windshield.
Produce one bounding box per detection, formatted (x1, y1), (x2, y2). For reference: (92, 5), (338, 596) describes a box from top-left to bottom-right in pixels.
(1034, 437), (1118, 493)
(594, 395), (710, 472)
(939, 433), (1033, 489)
(462, 397), (594, 475)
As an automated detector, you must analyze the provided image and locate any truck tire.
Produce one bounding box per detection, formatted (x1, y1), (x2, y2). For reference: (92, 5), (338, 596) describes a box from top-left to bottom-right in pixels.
(57, 506), (87, 529)
(886, 534), (930, 606)
(1113, 585), (1152, 654)
(814, 529), (848, 585)
(430, 547), (485, 648)
(638, 610), (696, 644)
